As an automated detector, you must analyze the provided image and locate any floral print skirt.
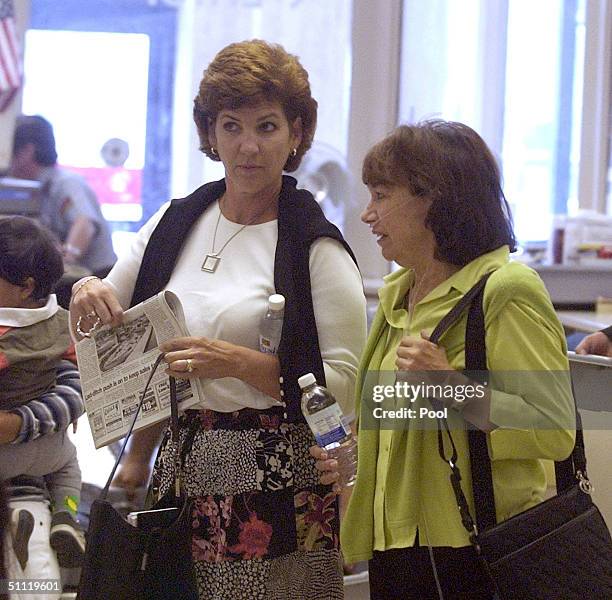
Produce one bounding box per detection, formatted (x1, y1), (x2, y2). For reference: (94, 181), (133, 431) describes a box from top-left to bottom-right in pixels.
(149, 408), (344, 600)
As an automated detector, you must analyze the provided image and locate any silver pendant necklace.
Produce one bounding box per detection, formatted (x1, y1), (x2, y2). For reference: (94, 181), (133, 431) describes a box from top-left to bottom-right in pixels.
(201, 198), (273, 273)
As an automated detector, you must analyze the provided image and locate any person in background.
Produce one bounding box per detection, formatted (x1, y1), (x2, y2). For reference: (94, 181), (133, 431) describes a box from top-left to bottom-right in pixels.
(70, 39), (366, 599)
(313, 121), (575, 599)
(576, 326), (612, 357)
(9, 115), (116, 289)
(0, 216), (85, 570)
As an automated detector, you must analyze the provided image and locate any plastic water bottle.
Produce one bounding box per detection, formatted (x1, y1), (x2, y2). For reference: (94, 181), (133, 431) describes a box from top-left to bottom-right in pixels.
(259, 294), (285, 354)
(298, 372), (357, 487)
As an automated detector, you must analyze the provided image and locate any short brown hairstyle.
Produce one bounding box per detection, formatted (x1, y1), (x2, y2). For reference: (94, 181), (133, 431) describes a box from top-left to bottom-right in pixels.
(193, 39), (317, 172)
(362, 120), (517, 266)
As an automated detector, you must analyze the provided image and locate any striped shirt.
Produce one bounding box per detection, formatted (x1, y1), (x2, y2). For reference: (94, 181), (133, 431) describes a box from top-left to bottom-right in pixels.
(10, 360), (83, 443)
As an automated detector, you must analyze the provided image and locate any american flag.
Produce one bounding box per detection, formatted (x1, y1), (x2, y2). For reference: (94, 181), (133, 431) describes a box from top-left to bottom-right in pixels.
(0, 0), (20, 112)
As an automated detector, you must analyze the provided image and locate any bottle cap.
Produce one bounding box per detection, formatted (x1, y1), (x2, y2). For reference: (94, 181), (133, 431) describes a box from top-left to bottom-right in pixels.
(298, 372), (316, 389)
(269, 294), (285, 311)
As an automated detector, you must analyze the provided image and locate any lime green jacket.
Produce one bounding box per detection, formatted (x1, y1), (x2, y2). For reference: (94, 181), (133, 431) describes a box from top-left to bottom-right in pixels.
(341, 247), (575, 562)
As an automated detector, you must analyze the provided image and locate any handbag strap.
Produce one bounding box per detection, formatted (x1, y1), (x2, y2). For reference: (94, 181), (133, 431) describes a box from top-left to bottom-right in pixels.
(429, 272), (497, 531)
(554, 399), (587, 491)
(431, 272), (588, 537)
(428, 273), (493, 344)
(100, 353), (181, 501)
(463, 284), (498, 531)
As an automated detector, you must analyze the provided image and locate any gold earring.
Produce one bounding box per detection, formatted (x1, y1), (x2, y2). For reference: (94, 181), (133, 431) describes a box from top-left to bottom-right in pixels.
(290, 148), (297, 158)
(210, 146), (218, 157)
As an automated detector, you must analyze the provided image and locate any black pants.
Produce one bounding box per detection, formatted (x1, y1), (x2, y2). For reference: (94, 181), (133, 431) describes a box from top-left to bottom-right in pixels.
(369, 545), (495, 600)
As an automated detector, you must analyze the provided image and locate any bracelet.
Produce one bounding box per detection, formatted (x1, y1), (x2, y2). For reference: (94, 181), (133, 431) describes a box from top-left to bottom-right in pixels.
(72, 276), (100, 299)
(76, 313), (101, 338)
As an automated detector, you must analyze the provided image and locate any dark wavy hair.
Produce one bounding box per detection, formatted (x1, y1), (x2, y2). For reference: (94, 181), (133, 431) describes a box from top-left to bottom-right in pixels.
(0, 216), (64, 300)
(362, 120), (516, 266)
(12, 115), (58, 166)
(193, 39), (317, 172)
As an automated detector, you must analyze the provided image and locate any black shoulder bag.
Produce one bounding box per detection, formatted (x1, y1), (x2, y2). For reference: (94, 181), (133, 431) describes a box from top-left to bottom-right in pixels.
(77, 355), (198, 600)
(429, 273), (612, 600)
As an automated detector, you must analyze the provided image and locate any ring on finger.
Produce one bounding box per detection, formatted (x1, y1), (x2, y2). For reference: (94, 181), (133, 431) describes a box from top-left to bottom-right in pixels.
(186, 358), (194, 373)
(86, 310), (98, 319)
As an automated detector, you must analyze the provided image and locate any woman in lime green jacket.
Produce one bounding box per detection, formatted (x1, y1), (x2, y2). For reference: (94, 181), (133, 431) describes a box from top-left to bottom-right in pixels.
(313, 120), (575, 599)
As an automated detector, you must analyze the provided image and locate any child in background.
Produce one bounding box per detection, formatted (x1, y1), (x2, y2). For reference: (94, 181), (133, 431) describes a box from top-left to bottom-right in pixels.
(0, 216), (84, 569)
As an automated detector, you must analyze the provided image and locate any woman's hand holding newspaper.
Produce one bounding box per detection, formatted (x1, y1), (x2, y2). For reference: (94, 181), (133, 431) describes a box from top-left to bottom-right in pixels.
(70, 276), (124, 338)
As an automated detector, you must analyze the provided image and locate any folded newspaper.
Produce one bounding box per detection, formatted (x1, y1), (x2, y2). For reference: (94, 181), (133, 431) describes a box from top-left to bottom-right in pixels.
(75, 291), (201, 448)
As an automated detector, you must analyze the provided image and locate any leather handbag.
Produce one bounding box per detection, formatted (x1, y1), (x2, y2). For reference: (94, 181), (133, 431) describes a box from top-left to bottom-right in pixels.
(77, 355), (198, 600)
(429, 273), (612, 600)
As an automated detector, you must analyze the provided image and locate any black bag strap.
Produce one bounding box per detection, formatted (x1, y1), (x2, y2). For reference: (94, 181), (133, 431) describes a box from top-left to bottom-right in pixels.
(101, 353), (180, 500)
(429, 272), (497, 531)
(428, 273), (492, 344)
(463, 283), (497, 531)
(431, 272), (588, 537)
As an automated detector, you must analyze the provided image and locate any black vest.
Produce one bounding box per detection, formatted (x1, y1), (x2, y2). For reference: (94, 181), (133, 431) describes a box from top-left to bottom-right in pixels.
(130, 175), (358, 422)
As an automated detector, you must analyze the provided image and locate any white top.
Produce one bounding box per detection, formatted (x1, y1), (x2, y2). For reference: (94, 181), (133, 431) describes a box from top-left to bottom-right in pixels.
(105, 201), (367, 415)
(0, 295), (58, 328)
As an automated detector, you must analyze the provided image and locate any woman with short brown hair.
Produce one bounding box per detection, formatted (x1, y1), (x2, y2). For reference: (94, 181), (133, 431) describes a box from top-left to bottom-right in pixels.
(71, 39), (366, 599)
(194, 39), (317, 172)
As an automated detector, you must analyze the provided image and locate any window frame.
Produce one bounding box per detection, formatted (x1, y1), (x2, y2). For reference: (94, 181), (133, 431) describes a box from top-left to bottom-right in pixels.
(577, 0), (612, 213)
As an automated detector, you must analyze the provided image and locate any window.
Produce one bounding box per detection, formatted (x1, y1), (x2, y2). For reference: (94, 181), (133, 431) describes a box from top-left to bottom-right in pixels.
(398, 0), (481, 129)
(399, 0), (589, 243)
(502, 0), (585, 241)
(22, 29), (150, 223)
(24, 0), (178, 230)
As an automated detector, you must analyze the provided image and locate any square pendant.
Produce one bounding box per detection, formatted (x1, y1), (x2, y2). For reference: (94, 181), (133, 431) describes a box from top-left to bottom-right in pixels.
(201, 254), (220, 273)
